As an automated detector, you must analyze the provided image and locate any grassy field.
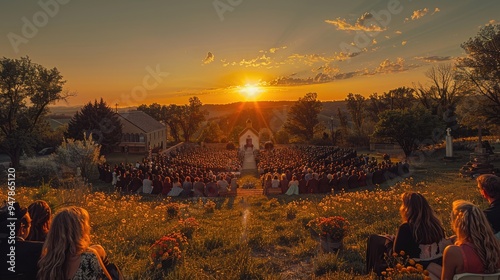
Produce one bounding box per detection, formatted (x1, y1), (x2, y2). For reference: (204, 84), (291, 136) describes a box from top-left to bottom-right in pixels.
(3, 147), (496, 280)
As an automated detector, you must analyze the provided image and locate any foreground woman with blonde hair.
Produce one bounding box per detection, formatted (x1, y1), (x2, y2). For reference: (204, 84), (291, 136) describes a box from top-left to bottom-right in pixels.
(37, 206), (111, 280)
(428, 200), (500, 280)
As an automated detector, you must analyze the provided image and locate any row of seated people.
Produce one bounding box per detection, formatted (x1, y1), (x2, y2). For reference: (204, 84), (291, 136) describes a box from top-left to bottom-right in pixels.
(98, 144), (242, 185)
(258, 146), (409, 194)
(0, 200), (122, 279)
(116, 172), (238, 197)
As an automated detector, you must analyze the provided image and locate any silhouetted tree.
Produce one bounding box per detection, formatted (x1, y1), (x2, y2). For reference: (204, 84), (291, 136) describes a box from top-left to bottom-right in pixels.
(458, 24), (500, 125)
(0, 56), (68, 168)
(345, 93), (366, 134)
(179, 97), (207, 142)
(65, 98), (122, 154)
(373, 108), (440, 157)
(414, 64), (469, 118)
(284, 93), (322, 141)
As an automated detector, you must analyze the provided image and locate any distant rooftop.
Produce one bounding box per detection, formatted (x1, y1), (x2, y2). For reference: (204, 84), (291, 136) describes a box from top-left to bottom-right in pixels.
(116, 110), (164, 133)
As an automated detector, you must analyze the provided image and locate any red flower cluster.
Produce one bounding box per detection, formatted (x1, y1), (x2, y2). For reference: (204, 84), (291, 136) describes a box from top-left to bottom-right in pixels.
(150, 232), (188, 264)
(175, 217), (200, 238)
(307, 216), (350, 240)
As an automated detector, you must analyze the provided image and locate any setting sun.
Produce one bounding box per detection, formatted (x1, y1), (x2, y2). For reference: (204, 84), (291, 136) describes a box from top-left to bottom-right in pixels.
(239, 84), (263, 99)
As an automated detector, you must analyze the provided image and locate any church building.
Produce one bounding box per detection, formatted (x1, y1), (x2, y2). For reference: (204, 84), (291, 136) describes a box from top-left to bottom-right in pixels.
(239, 119), (259, 151)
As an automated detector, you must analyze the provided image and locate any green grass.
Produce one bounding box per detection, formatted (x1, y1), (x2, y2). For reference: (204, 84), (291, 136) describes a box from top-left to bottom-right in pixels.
(3, 148), (493, 279)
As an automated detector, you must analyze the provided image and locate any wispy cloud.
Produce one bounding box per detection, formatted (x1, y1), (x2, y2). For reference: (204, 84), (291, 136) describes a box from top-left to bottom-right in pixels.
(369, 57), (418, 75)
(268, 71), (359, 86)
(325, 12), (386, 32)
(487, 19), (498, 25)
(405, 7), (440, 22)
(405, 8), (429, 22)
(262, 56), (420, 87)
(269, 46), (287, 54)
(239, 54), (272, 67)
(414, 56), (453, 62)
(202, 52), (215, 65)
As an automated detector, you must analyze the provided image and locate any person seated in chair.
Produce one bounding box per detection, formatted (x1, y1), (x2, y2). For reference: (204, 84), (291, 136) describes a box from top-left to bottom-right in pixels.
(366, 192), (450, 275)
(427, 200), (500, 280)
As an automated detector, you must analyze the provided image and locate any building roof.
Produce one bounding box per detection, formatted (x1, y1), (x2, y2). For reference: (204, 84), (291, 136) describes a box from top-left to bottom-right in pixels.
(239, 127), (259, 138)
(239, 118), (259, 137)
(116, 110), (165, 133)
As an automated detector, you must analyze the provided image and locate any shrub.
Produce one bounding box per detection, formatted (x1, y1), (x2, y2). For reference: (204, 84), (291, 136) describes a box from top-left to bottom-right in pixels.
(307, 216), (350, 240)
(203, 236), (225, 251)
(175, 218), (200, 239)
(166, 202), (181, 219)
(264, 198), (280, 208)
(264, 141), (274, 150)
(285, 202), (298, 220)
(226, 142), (236, 150)
(204, 200), (216, 213)
(22, 156), (58, 184)
(383, 250), (430, 280)
(149, 232), (188, 271)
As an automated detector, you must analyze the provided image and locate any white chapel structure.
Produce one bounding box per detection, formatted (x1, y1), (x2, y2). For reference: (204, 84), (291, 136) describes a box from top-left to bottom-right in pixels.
(239, 119), (259, 151)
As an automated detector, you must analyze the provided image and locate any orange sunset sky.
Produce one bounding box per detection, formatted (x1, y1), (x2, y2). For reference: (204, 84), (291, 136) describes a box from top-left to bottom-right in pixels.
(1, 0), (498, 107)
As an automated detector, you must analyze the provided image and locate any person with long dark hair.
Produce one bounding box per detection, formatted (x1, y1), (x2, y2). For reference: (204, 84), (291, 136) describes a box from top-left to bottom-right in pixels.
(366, 192), (450, 275)
(26, 200), (51, 242)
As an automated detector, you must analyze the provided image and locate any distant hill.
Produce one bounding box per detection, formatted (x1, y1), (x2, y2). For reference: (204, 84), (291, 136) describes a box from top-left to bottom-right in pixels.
(48, 100), (348, 132)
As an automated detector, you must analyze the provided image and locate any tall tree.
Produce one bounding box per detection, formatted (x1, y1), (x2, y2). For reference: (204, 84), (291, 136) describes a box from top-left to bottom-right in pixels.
(199, 121), (223, 143)
(164, 104), (183, 143)
(458, 24), (500, 124)
(178, 97), (206, 142)
(137, 103), (162, 120)
(367, 87), (415, 122)
(336, 107), (349, 145)
(137, 103), (182, 143)
(284, 92), (322, 141)
(0, 56), (68, 168)
(414, 64), (469, 116)
(373, 108), (440, 157)
(345, 93), (366, 134)
(65, 98), (122, 154)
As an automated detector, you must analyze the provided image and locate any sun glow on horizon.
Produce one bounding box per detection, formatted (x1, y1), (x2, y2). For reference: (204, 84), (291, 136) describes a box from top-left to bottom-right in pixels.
(238, 83), (264, 100)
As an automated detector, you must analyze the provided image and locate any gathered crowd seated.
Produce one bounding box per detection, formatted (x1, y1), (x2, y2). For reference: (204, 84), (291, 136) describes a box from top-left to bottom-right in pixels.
(98, 145), (243, 197)
(99, 145), (409, 197)
(257, 146), (410, 195)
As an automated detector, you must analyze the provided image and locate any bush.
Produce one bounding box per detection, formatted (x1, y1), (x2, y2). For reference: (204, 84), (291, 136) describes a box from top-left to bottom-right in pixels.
(226, 142), (236, 150)
(22, 156), (58, 184)
(166, 203), (181, 219)
(204, 200), (216, 213)
(264, 141), (274, 150)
